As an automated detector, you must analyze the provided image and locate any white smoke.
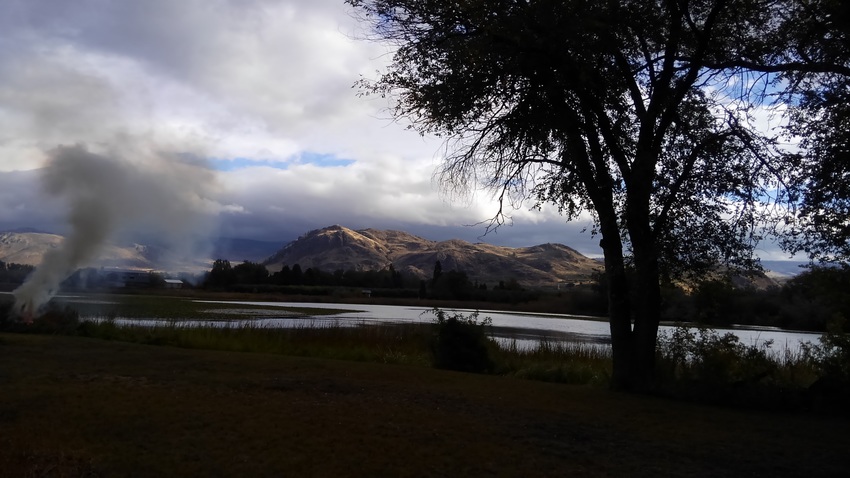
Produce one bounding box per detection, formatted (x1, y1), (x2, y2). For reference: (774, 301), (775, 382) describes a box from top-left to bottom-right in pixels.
(13, 143), (219, 317)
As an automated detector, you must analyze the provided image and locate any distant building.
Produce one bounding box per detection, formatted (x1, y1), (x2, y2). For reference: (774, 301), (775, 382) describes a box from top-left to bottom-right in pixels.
(164, 279), (184, 289)
(104, 269), (153, 288)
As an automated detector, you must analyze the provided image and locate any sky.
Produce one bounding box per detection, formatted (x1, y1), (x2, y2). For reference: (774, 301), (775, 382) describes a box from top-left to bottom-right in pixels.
(0, 0), (798, 261)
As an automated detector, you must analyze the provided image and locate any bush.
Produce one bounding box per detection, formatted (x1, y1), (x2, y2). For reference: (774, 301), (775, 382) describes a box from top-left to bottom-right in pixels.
(802, 316), (850, 383)
(656, 325), (778, 386)
(428, 308), (494, 373)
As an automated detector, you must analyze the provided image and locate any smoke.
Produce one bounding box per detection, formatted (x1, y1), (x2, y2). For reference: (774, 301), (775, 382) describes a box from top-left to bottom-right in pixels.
(13, 143), (219, 317)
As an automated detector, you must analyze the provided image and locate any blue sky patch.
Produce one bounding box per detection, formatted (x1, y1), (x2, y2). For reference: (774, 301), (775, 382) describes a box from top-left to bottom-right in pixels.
(208, 153), (355, 171)
(298, 152), (355, 168)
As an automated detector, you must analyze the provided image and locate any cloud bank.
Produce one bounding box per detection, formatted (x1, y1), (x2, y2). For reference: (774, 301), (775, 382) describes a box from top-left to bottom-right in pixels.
(0, 0), (614, 260)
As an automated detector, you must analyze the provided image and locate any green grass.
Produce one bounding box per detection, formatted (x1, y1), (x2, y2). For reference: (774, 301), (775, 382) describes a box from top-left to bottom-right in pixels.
(77, 319), (435, 366)
(2, 293), (849, 475)
(1, 333), (848, 477)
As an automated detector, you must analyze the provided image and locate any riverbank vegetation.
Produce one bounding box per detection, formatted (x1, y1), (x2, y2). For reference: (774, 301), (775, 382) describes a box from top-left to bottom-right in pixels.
(2, 295), (848, 414)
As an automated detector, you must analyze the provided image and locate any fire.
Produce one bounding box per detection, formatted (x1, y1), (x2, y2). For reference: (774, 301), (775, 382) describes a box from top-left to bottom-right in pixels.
(18, 301), (34, 324)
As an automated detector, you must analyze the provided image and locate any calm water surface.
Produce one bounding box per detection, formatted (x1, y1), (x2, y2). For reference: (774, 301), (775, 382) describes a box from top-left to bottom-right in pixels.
(110, 300), (822, 351)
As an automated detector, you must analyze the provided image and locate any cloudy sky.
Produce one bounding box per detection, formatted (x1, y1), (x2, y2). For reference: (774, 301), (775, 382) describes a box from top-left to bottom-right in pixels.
(0, 0), (799, 262)
(0, 0), (611, 257)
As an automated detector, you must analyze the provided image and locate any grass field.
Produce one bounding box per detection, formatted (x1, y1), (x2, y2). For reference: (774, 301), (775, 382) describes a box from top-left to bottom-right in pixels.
(1, 333), (848, 477)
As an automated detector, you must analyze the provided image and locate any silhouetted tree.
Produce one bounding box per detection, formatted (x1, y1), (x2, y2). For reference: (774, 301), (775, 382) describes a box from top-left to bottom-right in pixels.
(431, 260), (442, 287)
(273, 265), (290, 285)
(233, 261), (269, 284)
(350, 0), (850, 389)
(206, 259), (237, 288)
(290, 264), (304, 285)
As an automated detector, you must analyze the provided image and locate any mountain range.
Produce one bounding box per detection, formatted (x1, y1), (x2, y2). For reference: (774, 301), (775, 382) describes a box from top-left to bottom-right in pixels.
(2, 226), (805, 287)
(0, 232), (281, 272)
(263, 225), (602, 286)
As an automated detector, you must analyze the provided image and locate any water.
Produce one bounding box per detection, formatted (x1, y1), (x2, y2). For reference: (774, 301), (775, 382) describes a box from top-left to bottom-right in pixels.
(106, 300), (822, 352)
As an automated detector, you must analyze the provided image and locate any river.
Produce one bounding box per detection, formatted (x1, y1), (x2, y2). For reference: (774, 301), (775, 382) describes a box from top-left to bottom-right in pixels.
(105, 300), (823, 352)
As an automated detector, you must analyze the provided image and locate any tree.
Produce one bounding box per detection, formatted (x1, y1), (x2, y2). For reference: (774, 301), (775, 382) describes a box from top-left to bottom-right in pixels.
(206, 259), (237, 288)
(431, 260), (443, 287)
(290, 264), (304, 285)
(232, 261), (269, 284)
(349, 0), (850, 389)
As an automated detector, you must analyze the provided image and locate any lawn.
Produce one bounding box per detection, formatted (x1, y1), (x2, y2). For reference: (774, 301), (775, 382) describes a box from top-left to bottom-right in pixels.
(1, 333), (847, 477)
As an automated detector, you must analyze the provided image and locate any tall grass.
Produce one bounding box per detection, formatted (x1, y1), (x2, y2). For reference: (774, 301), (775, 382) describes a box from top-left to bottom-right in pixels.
(77, 318), (435, 366)
(494, 339), (612, 385)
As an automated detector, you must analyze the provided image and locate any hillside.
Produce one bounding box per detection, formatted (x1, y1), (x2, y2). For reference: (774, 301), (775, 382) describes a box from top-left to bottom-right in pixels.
(0, 232), (285, 272)
(263, 225), (602, 287)
(0, 232), (154, 269)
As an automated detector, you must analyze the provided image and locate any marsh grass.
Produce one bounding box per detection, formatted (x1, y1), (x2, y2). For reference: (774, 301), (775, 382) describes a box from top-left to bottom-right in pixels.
(77, 319), (435, 366)
(494, 339), (612, 385)
(75, 318), (617, 380)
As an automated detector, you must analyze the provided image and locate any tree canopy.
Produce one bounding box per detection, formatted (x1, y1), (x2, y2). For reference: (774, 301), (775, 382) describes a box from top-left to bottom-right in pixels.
(349, 0), (850, 389)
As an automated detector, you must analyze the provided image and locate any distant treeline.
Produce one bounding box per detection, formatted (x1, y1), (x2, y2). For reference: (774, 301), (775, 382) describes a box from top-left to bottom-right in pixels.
(201, 260), (850, 332)
(660, 264), (850, 333)
(202, 259), (543, 304)
(6, 257), (845, 333)
(0, 261), (34, 284)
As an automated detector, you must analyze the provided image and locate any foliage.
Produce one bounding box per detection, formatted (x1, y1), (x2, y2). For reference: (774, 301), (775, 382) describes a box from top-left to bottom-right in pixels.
(495, 339), (611, 385)
(348, 0), (850, 388)
(656, 326), (779, 386)
(802, 317), (850, 383)
(232, 260), (269, 284)
(428, 308), (494, 373)
(0, 260), (34, 284)
(205, 259), (237, 288)
(656, 265), (850, 332)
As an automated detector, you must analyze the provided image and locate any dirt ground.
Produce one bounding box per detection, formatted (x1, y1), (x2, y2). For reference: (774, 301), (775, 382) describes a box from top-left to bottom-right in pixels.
(1, 333), (847, 477)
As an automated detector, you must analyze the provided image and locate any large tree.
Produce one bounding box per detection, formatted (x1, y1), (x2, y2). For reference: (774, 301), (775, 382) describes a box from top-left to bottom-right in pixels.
(348, 0), (850, 389)
(780, 0), (850, 262)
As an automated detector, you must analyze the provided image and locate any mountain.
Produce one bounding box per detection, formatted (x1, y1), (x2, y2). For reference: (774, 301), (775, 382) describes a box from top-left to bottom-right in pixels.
(0, 232), (156, 269)
(263, 225), (603, 286)
(0, 231), (286, 272)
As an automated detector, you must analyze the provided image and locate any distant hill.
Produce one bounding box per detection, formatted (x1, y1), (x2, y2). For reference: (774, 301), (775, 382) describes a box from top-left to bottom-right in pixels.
(0, 232), (281, 272)
(263, 225), (603, 287)
(0, 232), (157, 269)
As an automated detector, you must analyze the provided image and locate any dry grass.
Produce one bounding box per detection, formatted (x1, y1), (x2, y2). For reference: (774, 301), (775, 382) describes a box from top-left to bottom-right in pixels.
(1, 333), (848, 477)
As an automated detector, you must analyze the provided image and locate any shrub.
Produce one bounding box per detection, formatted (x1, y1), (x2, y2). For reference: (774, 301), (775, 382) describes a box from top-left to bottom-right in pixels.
(29, 305), (81, 335)
(802, 316), (850, 383)
(656, 325), (778, 386)
(428, 308), (494, 373)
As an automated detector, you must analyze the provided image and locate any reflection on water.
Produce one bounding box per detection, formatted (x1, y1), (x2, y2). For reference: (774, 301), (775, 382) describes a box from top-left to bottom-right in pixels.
(90, 300), (823, 352)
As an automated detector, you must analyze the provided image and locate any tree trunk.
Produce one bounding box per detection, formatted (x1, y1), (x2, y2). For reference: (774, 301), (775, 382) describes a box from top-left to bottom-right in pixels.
(625, 177), (663, 390)
(598, 218), (634, 390)
(630, 243), (662, 389)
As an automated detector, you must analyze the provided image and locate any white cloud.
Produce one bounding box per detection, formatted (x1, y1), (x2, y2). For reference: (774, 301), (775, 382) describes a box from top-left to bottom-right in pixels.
(0, 0), (624, 259)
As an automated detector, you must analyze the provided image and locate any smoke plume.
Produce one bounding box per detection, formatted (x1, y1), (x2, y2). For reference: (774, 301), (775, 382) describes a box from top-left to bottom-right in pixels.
(13, 143), (218, 317)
